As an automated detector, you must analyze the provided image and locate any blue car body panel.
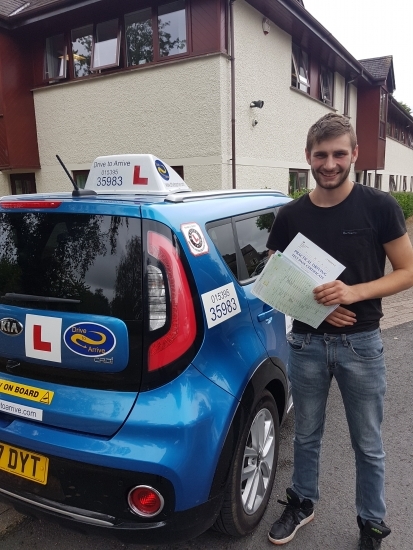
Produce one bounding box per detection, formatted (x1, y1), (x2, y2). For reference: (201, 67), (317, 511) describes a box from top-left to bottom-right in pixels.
(0, 181), (292, 541)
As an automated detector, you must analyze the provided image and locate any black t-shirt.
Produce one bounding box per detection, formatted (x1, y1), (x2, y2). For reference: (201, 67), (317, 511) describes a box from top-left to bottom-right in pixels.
(266, 183), (406, 334)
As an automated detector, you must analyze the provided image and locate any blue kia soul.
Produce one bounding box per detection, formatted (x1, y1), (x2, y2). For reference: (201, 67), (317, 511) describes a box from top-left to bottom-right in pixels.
(0, 155), (291, 543)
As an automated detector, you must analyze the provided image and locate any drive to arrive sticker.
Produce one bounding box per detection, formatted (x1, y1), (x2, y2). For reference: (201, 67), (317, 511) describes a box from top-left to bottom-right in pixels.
(0, 379), (54, 405)
(0, 399), (43, 421)
(201, 282), (241, 328)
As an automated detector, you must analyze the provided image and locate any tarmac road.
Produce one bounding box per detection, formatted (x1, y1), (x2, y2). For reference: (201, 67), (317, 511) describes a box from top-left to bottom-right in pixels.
(0, 321), (412, 550)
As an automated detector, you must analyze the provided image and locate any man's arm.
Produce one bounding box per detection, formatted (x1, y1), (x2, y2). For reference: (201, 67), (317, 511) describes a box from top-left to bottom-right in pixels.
(313, 233), (413, 306)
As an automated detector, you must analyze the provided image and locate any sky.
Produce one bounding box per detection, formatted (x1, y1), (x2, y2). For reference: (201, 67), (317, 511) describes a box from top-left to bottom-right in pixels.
(303, 0), (413, 110)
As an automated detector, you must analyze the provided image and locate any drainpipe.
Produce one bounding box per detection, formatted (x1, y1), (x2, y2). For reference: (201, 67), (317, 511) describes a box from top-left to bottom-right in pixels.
(229, 0), (236, 188)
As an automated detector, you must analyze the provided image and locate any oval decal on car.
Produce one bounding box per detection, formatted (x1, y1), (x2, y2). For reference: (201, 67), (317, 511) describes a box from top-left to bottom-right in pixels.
(63, 322), (116, 357)
(0, 318), (23, 336)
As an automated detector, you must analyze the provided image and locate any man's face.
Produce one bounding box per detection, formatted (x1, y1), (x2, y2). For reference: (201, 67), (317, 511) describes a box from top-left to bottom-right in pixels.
(305, 134), (358, 190)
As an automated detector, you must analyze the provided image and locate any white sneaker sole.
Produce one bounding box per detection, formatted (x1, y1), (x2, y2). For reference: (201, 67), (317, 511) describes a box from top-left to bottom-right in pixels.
(268, 512), (315, 545)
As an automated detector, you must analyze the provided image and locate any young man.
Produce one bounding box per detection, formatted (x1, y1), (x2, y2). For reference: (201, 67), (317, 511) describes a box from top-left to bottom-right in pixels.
(266, 113), (413, 549)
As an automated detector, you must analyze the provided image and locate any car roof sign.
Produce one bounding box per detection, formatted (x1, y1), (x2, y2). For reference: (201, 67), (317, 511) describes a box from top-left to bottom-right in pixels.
(85, 154), (191, 195)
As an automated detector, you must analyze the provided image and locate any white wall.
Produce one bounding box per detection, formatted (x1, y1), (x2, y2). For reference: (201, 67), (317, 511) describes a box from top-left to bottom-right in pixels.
(233, 1), (352, 193)
(380, 137), (413, 191)
(32, 55), (230, 192)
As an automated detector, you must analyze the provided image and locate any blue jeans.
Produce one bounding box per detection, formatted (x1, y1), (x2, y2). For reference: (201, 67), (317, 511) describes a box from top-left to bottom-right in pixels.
(287, 329), (386, 523)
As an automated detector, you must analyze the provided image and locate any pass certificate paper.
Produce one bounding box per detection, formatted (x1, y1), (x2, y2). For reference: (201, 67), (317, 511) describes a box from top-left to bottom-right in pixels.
(251, 233), (345, 329)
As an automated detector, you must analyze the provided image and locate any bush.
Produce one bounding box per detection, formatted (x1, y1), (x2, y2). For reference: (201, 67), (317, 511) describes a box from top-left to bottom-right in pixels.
(289, 188), (312, 200)
(391, 192), (413, 220)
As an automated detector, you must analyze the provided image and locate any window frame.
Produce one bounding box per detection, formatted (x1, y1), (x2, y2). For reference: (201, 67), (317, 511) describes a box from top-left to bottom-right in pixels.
(319, 66), (334, 106)
(289, 169), (308, 195)
(44, 33), (68, 82)
(10, 173), (37, 195)
(90, 18), (122, 72)
(206, 207), (277, 284)
(291, 43), (310, 94)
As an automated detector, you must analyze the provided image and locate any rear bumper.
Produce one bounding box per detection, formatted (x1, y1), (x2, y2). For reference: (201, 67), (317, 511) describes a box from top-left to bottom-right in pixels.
(0, 486), (223, 543)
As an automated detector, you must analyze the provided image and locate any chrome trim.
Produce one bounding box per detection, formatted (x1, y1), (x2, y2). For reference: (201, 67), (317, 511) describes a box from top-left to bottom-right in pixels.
(0, 487), (115, 527)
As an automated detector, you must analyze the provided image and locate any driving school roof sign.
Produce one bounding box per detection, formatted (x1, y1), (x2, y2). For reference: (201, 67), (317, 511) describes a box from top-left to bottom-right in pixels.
(85, 154), (191, 195)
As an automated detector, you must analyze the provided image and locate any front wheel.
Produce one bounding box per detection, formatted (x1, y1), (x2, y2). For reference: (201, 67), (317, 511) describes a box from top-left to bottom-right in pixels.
(214, 390), (280, 536)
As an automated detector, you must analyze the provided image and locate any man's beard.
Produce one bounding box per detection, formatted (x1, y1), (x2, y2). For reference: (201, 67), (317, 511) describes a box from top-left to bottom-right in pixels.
(311, 164), (351, 190)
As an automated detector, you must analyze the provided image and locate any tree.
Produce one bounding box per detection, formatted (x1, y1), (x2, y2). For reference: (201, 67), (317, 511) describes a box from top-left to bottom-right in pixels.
(398, 101), (412, 115)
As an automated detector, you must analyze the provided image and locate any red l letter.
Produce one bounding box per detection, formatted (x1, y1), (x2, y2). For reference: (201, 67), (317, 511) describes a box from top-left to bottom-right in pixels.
(133, 166), (148, 185)
(33, 325), (51, 352)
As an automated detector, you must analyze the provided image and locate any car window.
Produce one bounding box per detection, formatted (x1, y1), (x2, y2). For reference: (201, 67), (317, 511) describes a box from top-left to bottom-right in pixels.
(207, 222), (237, 278)
(235, 212), (275, 279)
(207, 210), (276, 282)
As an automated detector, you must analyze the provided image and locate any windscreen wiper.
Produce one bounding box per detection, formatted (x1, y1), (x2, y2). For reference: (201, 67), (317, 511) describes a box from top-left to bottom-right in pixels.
(4, 293), (81, 304)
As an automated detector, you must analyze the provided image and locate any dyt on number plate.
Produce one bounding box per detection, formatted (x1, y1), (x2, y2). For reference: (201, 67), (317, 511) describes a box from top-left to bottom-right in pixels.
(0, 441), (49, 485)
(201, 282), (241, 328)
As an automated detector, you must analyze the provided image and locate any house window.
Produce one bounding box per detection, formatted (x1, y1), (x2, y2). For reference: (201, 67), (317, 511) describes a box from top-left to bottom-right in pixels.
(389, 175), (396, 191)
(320, 67), (333, 106)
(367, 173), (372, 187)
(379, 89), (387, 139)
(92, 19), (120, 70)
(72, 170), (89, 190)
(403, 176), (407, 191)
(291, 43), (310, 93)
(10, 174), (37, 195)
(45, 34), (67, 80)
(125, 8), (153, 66)
(171, 165), (184, 179)
(410, 176), (413, 192)
(355, 172), (361, 183)
(72, 25), (93, 77)
(374, 174), (382, 190)
(158, 1), (187, 57)
(289, 170), (308, 195)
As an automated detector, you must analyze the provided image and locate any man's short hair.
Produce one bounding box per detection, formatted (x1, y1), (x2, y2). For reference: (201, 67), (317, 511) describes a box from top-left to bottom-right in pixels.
(306, 113), (357, 152)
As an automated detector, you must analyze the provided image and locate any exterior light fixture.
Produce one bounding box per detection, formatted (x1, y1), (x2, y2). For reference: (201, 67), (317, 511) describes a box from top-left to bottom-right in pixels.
(250, 100), (264, 108)
(262, 18), (270, 35)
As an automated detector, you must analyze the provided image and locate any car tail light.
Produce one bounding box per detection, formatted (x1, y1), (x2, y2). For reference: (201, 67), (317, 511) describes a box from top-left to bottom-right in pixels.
(0, 200), (62, 209)
(147, 231), (197, 371)
(128, 485), (164, 517)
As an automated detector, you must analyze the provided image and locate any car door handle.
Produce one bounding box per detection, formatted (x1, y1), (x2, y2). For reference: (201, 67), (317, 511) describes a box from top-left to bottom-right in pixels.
(257, 308), (274, 322)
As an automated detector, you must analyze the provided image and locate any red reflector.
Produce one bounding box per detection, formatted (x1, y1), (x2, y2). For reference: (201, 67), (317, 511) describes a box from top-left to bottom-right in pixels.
(148, 231), (197, 371)
(0, 201), (62, 209)
(128, 486), (164, 517)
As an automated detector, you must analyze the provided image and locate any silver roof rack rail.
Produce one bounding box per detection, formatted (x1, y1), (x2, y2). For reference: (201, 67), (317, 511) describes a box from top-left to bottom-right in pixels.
(165, 188), (286, 203)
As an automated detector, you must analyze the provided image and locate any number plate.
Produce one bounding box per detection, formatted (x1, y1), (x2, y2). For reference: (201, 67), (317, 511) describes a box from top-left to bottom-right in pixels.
(201, 282), (241, 328)
(0, 441), (49, 485)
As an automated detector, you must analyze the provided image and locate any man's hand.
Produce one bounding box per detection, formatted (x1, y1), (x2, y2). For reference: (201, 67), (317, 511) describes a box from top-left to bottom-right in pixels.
(324, 306), (357, 327)
(313, 280), (359, 306)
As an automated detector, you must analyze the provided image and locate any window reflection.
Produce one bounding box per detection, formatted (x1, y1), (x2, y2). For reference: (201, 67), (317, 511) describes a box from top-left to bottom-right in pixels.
(72, 25), (93, 77)
(158, 1), (187, 57)
(125, 9), (153, 66)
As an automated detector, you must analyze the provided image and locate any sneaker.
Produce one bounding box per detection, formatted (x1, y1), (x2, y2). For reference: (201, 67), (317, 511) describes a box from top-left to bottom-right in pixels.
(268, 488), (314, 545)
(357, 516), (391, 550)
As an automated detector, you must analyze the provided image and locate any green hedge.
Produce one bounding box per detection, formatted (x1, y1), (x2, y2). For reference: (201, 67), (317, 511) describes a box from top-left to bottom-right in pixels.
(391, 192), (413, 220)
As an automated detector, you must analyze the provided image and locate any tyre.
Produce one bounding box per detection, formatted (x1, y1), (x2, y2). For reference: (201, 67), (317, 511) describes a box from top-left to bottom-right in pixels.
(214, 390), (280, 536)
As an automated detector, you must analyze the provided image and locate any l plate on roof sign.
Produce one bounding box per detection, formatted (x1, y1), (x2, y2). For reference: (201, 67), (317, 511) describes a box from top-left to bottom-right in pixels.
(85, 154), (191, 195)
(181, 222), (209, 256)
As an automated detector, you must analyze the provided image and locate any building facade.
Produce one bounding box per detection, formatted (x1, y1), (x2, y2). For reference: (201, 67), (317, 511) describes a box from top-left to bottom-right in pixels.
(0, 0), (411, 196)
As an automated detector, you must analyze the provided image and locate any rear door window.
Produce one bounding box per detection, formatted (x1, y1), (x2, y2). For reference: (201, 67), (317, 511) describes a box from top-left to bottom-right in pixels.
(207, 210), (275, 283)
